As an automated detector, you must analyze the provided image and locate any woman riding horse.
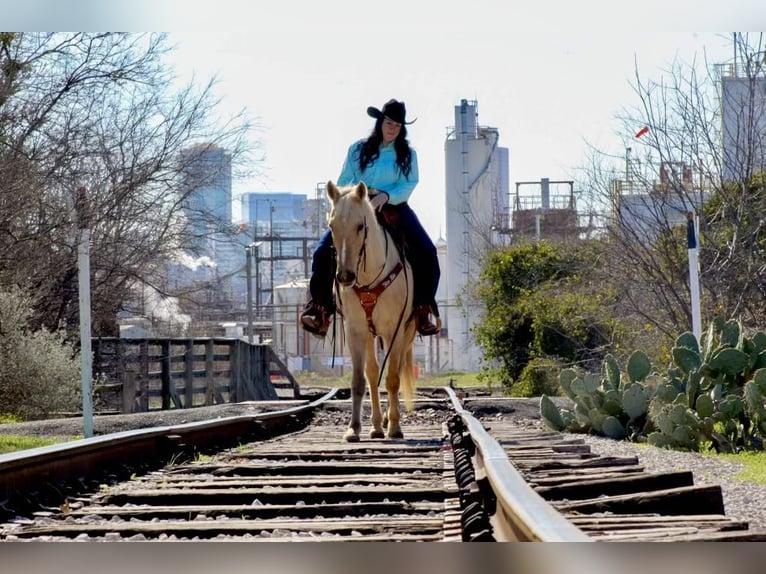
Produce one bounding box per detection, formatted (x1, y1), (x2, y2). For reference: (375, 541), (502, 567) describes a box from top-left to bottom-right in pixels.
(300, 98), (441, 339)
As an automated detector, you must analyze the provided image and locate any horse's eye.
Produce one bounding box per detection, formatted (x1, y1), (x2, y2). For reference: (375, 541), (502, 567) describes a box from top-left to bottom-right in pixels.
(356, 223), (365, 234)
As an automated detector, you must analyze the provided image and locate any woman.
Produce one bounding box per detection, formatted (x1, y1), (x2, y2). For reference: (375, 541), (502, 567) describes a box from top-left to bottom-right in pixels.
(301, 98), (441, 338)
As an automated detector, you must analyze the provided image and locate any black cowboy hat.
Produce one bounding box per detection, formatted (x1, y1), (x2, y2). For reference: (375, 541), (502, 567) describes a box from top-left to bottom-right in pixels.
(366, 99), (417, 125)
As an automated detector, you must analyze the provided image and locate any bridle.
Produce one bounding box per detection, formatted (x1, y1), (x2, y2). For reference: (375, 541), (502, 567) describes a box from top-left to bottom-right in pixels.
(334, 213), (410, 336)
(348, 216), (406, 337)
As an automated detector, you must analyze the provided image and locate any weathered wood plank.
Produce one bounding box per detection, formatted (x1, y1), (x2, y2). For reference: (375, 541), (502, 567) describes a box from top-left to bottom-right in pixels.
(97, 485), (455, 506)
(513, 455), (640, 471)
(529, 468), (646, 486)
(60, 500), (445, 520)
(554, 484), (725, 515)
(535, 471), (695, 500)
(17, 516), (446, 536)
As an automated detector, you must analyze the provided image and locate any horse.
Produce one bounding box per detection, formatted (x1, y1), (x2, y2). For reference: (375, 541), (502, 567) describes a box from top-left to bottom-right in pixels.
(326, 180), (417, 442)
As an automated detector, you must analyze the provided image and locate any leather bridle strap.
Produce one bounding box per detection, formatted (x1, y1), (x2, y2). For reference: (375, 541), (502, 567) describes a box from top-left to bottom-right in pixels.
(351, 261), (403, 336)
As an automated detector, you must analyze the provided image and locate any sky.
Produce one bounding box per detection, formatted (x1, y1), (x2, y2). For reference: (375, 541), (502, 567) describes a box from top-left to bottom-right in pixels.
(6, 0), (765, 240)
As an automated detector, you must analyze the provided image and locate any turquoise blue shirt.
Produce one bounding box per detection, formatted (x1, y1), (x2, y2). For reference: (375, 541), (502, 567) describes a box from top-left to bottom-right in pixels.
(336, 139), (419, 205)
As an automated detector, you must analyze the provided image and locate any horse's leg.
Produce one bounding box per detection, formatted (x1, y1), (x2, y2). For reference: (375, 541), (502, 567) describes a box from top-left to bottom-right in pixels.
(343, 332), (367, 443)
(365, 337), (384, 438)
(383, 343), (404, 439)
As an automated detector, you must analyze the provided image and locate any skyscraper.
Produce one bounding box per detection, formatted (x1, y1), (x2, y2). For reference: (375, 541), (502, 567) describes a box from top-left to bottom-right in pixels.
(179, 143), (233, 251)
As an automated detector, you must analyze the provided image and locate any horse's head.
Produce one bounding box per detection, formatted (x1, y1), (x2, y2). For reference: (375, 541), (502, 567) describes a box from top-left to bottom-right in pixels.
(326, 180), (374, 287)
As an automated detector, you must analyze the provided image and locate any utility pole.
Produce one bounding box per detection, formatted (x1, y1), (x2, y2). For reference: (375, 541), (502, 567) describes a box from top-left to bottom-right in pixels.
(269, 202), (275, 344)
(245, 245), (253, 344)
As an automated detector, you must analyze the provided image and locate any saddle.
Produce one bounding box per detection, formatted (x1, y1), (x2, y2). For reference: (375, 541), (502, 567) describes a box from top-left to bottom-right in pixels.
(376, 204), (406, 252)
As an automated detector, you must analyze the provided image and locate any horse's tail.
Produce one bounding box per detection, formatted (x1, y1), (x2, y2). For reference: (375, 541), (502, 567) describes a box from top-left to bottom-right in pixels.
(401, 344), (415, 412)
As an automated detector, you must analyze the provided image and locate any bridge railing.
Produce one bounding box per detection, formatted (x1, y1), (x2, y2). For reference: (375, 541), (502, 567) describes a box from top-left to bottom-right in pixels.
(91, 338), (299, 413)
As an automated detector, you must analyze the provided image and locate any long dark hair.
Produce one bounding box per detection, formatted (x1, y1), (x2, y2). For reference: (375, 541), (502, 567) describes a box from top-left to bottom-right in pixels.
(357, 118), (413, 178)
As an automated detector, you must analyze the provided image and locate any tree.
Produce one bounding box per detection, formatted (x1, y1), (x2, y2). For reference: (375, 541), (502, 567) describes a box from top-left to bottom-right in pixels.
(0, 32), (255, 336)
(580, 33), (766, 346)
(473, 239), (623, 393)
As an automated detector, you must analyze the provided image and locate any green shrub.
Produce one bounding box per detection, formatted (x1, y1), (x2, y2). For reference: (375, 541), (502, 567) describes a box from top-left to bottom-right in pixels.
(0, 287), (81, 420)
(514, 357), (563, 397)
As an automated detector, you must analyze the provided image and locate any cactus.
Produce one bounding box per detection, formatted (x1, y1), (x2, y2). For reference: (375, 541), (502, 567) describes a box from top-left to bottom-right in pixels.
(540, 395), (567, 431)
(720, 319), (741, 348)
(676, 331), (700, 355)
(602, 416), (627, 439)
(753, 331), (766, 353)
(540, 355), (654, 440)
(627, 350), (652, 383)
(673, 345), (702, 375)
(602, 389), (623, 416)
(709, 347), (749, 377)
(647, 400), (706, 450)
(542, 317), (766, 452)
(695, 393), (714, 419)
(558, 368), (578, 401)
(654, 382), (681, 403)
(622, 383), (648, 420)
(647, 432), (675, 448)
(603, 354), (621, 390)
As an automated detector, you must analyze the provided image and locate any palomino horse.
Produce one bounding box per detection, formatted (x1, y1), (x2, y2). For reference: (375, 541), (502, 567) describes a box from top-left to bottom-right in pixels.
(326, 180), (417, 442)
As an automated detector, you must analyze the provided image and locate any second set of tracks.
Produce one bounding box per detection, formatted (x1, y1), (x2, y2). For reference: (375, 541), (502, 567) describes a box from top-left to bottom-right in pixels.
(1, 388), (765, 542)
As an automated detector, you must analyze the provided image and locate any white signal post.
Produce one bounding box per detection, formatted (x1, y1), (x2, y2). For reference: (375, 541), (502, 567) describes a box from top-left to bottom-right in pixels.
(75, 187), (94, 438)
(687, 212), (702, 343)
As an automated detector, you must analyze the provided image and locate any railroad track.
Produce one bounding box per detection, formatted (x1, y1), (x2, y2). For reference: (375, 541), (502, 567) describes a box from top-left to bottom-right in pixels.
(1, 388), (764, 541)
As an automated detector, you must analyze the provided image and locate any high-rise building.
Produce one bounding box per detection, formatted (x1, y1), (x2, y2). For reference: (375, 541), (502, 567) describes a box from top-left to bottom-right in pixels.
(179, 143), (233, 252)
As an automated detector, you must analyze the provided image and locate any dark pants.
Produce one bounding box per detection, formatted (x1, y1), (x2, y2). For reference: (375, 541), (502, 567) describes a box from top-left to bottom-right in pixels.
(308, 203), (440, 315)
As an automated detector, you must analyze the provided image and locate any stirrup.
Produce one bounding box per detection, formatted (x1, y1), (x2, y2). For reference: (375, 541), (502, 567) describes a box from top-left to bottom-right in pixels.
(300, 302), (333, 338)
(415, 305), (441, 336)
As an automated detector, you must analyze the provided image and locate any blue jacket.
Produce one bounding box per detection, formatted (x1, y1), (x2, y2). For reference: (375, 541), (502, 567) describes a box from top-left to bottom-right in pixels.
(336, 139), (419, 205)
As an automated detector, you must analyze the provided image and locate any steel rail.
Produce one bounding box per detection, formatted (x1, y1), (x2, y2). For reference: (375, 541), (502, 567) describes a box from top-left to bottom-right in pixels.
(0, 389), (339, 516)
(443, 386), (591, 542)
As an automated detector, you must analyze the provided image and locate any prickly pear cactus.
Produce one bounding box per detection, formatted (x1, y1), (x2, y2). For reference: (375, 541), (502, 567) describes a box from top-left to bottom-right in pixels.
(558, 368), (578, 401)
(603, 354), (621, 390)
(646, 401), (705, 450)
(709, 347), (748, 377)
(622, 383), (648, 420)
(626, 350), (652, 383)
(602, 416), (627, 439)
(542, 317), (766, 452)
(540, 395), (567, 431)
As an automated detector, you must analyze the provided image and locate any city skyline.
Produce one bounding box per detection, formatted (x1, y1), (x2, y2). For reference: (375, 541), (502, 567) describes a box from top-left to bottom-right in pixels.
(7, 4), (761, 241)
(161, 23), (751, 241)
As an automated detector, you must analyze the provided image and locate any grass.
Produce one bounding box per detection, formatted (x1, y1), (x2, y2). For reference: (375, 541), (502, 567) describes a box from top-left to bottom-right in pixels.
(0, 435), (65, 454)
(718, 450), (766, 485)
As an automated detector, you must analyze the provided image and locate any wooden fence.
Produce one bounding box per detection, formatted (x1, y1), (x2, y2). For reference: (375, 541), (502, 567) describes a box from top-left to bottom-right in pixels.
(91, 338), (300, 414)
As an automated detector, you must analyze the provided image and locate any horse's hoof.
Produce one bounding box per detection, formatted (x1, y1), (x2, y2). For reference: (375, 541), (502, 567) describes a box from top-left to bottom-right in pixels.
(343, 430), (360, 442)
(369, 429), (385, 439)
(387, 429), (404, 439)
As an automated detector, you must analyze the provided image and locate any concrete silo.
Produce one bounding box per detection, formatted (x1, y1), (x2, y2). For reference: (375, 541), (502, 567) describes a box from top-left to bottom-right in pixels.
(443, 99), (509, 372)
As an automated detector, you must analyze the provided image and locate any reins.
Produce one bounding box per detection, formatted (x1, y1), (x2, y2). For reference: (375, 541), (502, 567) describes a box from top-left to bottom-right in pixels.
(334, 207), (412, 387)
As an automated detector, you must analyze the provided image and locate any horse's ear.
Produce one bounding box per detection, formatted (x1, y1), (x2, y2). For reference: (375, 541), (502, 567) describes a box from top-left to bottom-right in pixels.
(326, 180), (340, 202)
(354, 182), (368, 200)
